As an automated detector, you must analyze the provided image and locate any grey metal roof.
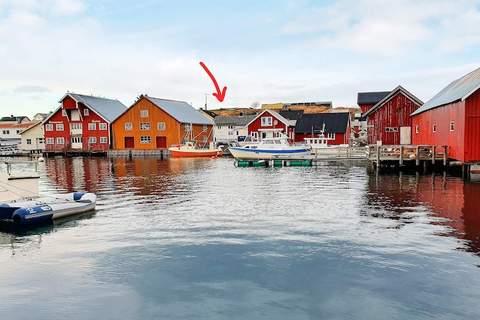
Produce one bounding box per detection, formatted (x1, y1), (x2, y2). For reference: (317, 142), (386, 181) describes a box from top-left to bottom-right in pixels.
(214, 114), (257, 126)
(146, 96), (213, 125)
(412, 67), (480, 116)
(68, 93), (127, 122)
(357, 91), (390, 105)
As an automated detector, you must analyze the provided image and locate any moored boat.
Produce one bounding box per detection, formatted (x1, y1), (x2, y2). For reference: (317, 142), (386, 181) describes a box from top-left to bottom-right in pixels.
(229, 137), (311, 160)
(169, 142), (222, 158)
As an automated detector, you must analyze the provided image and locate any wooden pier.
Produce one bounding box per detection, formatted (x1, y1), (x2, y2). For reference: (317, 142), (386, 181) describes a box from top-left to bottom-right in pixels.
(368, 145), (448, 167)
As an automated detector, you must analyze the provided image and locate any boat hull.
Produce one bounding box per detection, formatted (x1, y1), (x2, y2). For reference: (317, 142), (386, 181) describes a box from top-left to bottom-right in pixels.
(229, 147), (311, 160)
(169, 148), (222, 158)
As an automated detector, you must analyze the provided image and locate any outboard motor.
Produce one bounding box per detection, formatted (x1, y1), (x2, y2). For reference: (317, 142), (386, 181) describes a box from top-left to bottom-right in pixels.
(12, 205), (54, 225)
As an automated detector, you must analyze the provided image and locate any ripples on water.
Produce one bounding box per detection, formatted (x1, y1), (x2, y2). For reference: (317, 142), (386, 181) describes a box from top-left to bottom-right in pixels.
(1, 157), (480, 319)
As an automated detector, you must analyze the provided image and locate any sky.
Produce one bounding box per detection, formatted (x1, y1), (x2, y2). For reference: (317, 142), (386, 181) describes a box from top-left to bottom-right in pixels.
(0, 0), (480, 117)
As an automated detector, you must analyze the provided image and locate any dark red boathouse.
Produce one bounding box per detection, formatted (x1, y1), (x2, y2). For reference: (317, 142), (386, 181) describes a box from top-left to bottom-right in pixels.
(411, 67), (480, 163)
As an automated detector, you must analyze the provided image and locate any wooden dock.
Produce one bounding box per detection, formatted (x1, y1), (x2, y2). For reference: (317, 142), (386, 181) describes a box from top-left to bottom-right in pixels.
(367, 145), (448, 167)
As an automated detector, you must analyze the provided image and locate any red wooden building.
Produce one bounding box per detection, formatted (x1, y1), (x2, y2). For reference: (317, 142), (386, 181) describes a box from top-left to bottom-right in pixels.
(43, 93), (127, 153)
(362, 86), (423, 145)
(294, 112), (351, 145)
(411, 67), (480, 163)
(246, 110), (296, 140)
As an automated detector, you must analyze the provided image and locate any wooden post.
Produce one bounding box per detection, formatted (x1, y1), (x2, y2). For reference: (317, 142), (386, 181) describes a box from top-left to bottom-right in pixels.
(399, 145), (404, 166)
(432, 145), (436, 165)
(416, 146), (420, 166)
(443, 146), (447, 166)
(376, 146), (380, 168)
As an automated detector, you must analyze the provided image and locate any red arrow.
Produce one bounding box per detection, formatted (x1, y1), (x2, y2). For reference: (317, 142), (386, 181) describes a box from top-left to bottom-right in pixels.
(199, 61), (227, 102)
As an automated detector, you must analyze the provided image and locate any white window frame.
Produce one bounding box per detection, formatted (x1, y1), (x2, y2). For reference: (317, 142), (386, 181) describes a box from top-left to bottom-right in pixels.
(125, 122), (133, 131)
(56, 137), (65, 145)
(261, 116), (273, 127)
(157, 122), (166, 131)
(46, 138), (54, 144)
(327, 133), (336, 140)
(56, 123), (64, 131)
(26, 139), (32, 145)
(251, 132), (258, 139)
(71, 122), (82, 130)
(37, 138), (44, 144)
(99, 123), (108, 131)
(88, 122), (97, 131)
(84, 108), (89, 116)
(140, 122), (151, 131)
(88, 137), (97, 144)
(415, 125), (419, 134)
(385, 127), (399, 133)
(202, 125), (208, 132)
(100, 137), (108, 144)
(71, 136), (82, 144)
(140, 109), (149, 118)
(140, 136), (151, 144)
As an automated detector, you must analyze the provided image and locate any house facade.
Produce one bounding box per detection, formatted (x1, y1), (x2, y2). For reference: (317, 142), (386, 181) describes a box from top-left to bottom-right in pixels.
(19, 121), (45, 152)
(362, 86), (423, 145)
(412, 67), (480, 163)
(246, 110), (296, 141)
(43, 93), (127, 153)
(294, 112), (351, 145)
(214, 115), (256, 143)
(0, 122), (34, 146)
(111, 95), (213, 150)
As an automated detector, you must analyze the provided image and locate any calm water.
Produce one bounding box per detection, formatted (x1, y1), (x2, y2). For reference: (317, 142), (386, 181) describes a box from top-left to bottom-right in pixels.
(1, 157), (480, 319)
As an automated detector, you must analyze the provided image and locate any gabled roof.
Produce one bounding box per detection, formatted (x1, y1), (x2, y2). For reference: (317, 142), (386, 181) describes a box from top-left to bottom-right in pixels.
(357, 91), (390, 105)
(412, 67), (480, 116)
(214, 114), (257, 126)
(145, 96), (213, 125)
(279, 110), (304, 121)
(295, 113), (350, 134)
(363, 86), (423, 118)
(64, 93), (128, 122)
(19, 121), (42, 135)
(246, 109), (295, 127)
(0, 115), (30, 123)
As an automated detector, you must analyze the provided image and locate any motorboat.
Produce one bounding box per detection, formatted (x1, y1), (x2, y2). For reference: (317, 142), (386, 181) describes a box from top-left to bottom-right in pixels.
(169, 142), (222, 158)
(229, 136), (311, 160)
(0, 192), (97, 225)
(0, 161), (97, 226)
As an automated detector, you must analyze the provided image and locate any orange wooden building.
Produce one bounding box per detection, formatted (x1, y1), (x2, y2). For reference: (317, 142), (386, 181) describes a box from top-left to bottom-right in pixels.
(111, 95), (214, 150)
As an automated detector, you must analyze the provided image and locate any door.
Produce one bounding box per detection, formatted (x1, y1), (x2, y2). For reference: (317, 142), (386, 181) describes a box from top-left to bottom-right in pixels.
(400, 126), (411, 145)
(124, 137), (134, 148)
(156, 136), (167, 148)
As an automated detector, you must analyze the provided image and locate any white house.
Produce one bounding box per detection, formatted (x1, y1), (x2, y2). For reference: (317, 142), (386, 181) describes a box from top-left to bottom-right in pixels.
(0, 122), (34, 146)
(19, 121), (45, 152)
(213, 114), (257, 143)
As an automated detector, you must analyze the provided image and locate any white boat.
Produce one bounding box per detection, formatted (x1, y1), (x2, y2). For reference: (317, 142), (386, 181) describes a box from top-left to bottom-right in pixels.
(229, 136), (311, 160)
(0, 161), (97, 226)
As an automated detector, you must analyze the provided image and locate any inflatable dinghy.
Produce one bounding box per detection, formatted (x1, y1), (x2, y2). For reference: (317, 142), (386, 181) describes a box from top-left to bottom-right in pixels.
(0, 192), (96, 225)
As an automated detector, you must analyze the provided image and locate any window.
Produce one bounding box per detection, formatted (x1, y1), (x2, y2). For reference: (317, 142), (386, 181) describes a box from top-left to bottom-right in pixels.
(251, 132), (258, 139)
(100, 137), (108, 144)
(415, 125), (419, 134)
(157, 122), (166, 131)
(140, 136), (151, 144)
(45, 124), (53, 131)
(46, 138), (54, 144)
(16, 130), (21, 134)
(2, 130), (9, 135)
(99, 123), (108, 130)
(62, 109), (67, 117)
(88, 122), (97, 130)
(385, 127), (398, 133)
(56, 123), (64, 131)
(26, 139), (32, 145)
(228, 125), (234, 130)
(71, 136), (82, 144)
(450, 121), (455, 132)
(433, 124), (437, 133)
(37, 138), (44, 144)
(140, 122), (151, 131)
(203, 125), (208, 132)
(140, 109), (149, 118)
(56, 137), (65, 145)
(327, 133), (336, 140)
(84, 108), (89, 116)
(125, 122), (132, 131)
(71, 123), (82, 130)
(261, 117), (273, 126)
(88, 137), (97, 144)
